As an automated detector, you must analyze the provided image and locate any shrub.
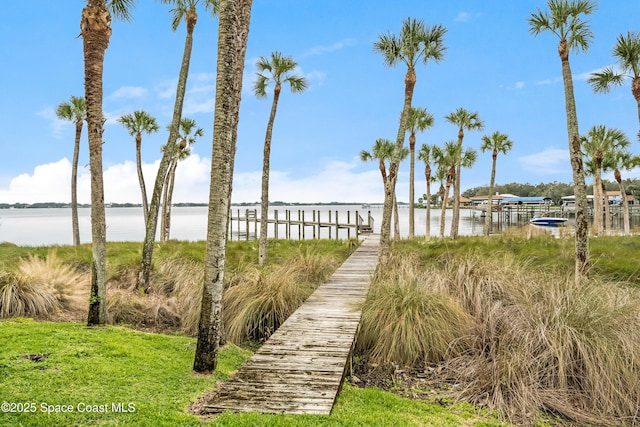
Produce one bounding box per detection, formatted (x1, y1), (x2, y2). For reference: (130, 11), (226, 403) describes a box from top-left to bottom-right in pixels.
(356, 276), (473, 366)
(0, 271), (59, 319)
(223, 255), (333, 343)
(15, 252), (88, 316)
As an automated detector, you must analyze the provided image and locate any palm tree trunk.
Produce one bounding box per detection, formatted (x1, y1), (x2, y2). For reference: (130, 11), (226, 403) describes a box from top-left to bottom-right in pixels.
(81, 0), (110, 326)
(160, 158), (175, 242)
(71, 120), (82, 246)
(393, 192), (400, 240)
(601, 181), (611, 235)
(380, 68), (415, 260)
(440, 177), (452, 238)
(484, 153), (497, 236)
(163, 161), (178, 241)
(408, 140), (415, 239)
(194, 0), (253, 374)
(258, 87), (281, 266)
(139, 11), (196, 290)
(593, 167), (603, 235)
(136, 137), (149, 225)
(425, 167), (431, 240)
(632, 77), (640, 125)
(615, 170), (631, 235)
(451, 161), (461, 239)
(559, 40), (589, 281)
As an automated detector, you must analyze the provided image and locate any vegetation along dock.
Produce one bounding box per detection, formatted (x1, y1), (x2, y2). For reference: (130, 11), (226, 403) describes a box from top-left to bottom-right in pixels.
(200, 234), (380, 415)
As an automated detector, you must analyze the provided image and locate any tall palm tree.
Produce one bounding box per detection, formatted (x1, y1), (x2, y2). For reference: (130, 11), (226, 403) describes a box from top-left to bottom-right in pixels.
(610, 149), (638, 235)
(117, 110), (159, 225)
(582, 126), (631, 235)
(160, 117), (203, 241)
(529, 0), (594, 282)
(480, 131), (513, 235)
(139, 0), (218, 291)
(432, 141), (458, 238)
(360, 139), (407, 240)
(444, 107), (484, 239)
(254, 52), (308, 266)
(374, 18), (446, 258)
(417, 143), (433, 240)
(588, 31), (640, 125)
(56, 96), (86, 247)
(194, 0), (253, 374)
(406, 106), (434, 239)
(81, 0), (134, 326)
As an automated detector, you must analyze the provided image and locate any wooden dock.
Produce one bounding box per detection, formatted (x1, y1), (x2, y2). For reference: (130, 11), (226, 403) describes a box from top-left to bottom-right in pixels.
(200, 234), (380, 415)
(228, 208), (375, 241)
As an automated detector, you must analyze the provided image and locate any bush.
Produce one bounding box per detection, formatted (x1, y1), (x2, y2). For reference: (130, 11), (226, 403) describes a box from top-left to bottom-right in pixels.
(223, 255), (335, 344)
(0, 271), (59, 319)
(357, 249), (640, 425)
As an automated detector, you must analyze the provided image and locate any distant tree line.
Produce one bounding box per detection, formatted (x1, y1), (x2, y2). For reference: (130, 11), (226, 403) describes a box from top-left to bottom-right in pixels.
(462, 179), (640, 205)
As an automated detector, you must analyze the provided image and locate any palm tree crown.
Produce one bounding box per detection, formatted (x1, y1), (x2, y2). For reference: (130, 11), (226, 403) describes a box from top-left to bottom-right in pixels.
(118, 110), (160, 139)
(588, 31), (640, 125)
(56, 96), (86, 123)
(158, 0), (218, 31)
(480, 131), (513, 158)
(253, 52), (308, 98)
(373, 19), (446, 70)
(528, 0), (595, 56)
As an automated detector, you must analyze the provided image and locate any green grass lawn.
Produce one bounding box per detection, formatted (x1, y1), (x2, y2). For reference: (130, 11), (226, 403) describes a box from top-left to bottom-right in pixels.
(0, 319), (505, 426)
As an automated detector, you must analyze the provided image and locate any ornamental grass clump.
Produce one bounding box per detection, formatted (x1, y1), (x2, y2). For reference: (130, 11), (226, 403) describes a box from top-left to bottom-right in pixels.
(0, 271), (59, 319)
(0, 252), (87, 320)
(223, 255), (335, 344)
(361, 248), (640, 425)
(356, 253), (474, 366)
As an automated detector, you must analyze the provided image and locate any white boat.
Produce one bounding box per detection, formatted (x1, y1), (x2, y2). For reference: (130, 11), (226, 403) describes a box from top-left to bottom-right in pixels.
(529, 216), (567, 227)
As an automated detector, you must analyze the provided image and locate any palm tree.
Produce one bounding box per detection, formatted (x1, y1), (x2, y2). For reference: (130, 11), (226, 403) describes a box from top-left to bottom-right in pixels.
(360, 139), (407, 240)
(582, 126), (631, 235)
(139, 0), (217, 291)
(480, 131), (513, 235)
(444, 107), (484, 239)
(117, 110), (159, 225)
(406, 107), (434, 239)
(529, 0), (594, 282)
(417, 143), (433, 240)
(56, 96), (86, 247)
(610, 149), (638, 235)
(193, 0), (252, 374)
(160, 117), (203, 241)
(432, 141), (458, 238)
(254, 52), (308, 266)
(81, 0), (134, 326)
(374, 18), (446, 258)
(588, 31), (640, 125)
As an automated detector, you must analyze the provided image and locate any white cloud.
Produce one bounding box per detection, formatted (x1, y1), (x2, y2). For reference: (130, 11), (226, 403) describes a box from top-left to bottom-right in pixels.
(110, 86), (148, 99)
(535, 77), (562, 85)
(300, 38), (357, 57)
(0, 157), (389, 205)
(37, 107), (70, 140)
(518, 148), (570, 175)
(454, 12), (471, 23)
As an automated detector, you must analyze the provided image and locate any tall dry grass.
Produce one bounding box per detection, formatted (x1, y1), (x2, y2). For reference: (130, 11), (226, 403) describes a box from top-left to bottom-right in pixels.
(357, 251), (640, 425)
(0, 252), (87, 320)
(223, 257), (325, 344)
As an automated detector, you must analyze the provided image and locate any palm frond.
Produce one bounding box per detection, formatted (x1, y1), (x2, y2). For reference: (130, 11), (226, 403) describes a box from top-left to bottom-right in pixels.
(588, 67), (624, 94)
(108, 0), (135, 22)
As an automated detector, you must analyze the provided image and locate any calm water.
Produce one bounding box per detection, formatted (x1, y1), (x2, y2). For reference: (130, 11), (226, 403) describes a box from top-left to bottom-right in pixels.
(0, 205), (561, 246)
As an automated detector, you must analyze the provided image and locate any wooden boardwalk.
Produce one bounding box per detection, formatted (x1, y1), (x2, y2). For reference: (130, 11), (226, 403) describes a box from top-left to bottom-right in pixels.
(201, 234), (380, 415)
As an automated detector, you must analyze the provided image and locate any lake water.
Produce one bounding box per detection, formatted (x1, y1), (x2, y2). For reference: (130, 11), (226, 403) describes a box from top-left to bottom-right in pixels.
(0, 205), (559, 246)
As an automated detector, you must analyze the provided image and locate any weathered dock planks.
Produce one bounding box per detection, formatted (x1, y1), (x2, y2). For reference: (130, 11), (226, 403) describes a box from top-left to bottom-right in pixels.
(201, 234), (380, 415)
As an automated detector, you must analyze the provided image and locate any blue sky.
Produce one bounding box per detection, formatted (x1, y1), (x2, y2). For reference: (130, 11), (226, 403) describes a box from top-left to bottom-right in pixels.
(1, 0), (638, 204)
